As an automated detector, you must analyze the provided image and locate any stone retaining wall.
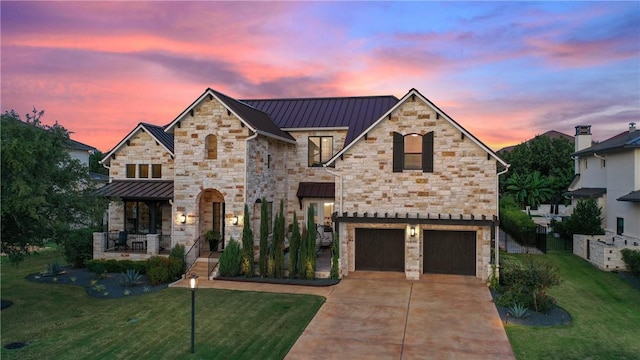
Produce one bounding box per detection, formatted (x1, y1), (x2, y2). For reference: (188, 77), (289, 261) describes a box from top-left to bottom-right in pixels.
(574, 233), (640, 271)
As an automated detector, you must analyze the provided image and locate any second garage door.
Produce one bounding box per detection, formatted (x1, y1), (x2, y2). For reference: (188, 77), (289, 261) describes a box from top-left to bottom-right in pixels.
(355, 228), (405, 272)
(423, 230), (476, 276)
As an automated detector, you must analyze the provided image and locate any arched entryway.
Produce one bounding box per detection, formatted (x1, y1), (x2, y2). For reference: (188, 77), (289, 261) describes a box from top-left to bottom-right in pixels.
(199, 189), (225, 250)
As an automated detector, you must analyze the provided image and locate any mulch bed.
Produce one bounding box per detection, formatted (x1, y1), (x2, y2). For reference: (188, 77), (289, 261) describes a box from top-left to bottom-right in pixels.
(490, 289), (572, 327)
(216, 276), (340, 287)
(26, 266), (168, 299)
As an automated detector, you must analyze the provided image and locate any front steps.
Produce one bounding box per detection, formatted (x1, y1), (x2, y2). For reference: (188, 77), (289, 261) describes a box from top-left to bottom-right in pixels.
(187, 257), (219, 280)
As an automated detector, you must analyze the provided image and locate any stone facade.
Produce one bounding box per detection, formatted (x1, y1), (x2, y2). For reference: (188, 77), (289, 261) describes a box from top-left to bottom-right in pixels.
(574, 233), (640, 271)
(334, 97), (498, 280)
(99, 88), (502, 281)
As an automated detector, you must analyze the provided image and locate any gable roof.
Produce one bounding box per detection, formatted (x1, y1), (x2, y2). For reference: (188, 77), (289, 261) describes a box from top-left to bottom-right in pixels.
(242, 96), (398, 146)
(326, 88), (508, 167)
(100, 123), (174, 165)
(573, 129), (640, 157)
(66, 138), (96, 152)
(165, 88), (295, 144)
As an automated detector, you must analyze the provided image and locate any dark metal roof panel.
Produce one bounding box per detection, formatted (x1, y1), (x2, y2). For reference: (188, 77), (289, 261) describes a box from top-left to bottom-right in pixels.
(242, 96), (398, 146)
(142, 123), (174, 153)
(617, 190), (640, 202)
(296, 182), (336, 199)
(95, 180), (174, 201)
(211, 89), (295, 142)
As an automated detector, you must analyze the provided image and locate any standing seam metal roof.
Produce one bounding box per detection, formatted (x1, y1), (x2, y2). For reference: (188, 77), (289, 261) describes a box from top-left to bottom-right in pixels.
(242, 96), (399, 145)
(141, 123), (174, 153)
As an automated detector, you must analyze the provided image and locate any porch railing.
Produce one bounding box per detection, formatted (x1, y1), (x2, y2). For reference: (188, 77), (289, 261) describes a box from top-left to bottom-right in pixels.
(208, 250), (218, 278)
(184, 236), (201, 275)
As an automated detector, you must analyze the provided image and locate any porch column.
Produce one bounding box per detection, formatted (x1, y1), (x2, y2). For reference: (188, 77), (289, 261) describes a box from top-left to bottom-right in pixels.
(93, 232), (106, 259)
(146, 201), (159, 234)
(147, 234), (160, 255)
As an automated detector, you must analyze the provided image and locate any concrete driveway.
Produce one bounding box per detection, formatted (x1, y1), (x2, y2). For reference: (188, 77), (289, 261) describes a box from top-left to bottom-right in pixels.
(285, 272), (515, 360)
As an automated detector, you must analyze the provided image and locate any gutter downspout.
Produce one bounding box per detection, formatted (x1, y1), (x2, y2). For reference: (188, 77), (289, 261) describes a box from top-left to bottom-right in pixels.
(322, 165), (343, 216)
(496, 164), (510, 278)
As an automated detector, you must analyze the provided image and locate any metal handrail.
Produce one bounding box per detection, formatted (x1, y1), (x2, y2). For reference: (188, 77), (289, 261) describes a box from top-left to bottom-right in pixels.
(184, 236), (201, 275)
(208, 250), (218, 278)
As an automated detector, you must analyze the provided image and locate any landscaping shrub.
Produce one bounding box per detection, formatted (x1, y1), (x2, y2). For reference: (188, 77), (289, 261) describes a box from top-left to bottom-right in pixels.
(500, 208), (536, 245)
(169, 244), (185, 275)
(621, 249), (640, 275)
(146, 256), (181, 285)
(496, 256), (562, 312)
(241, 204), (254, 276)
(147, 262), (171, 286)
(118, 269), (143, 287)
(299, 206), (317, 280)
(563, 198), (604, 238)
(330, 231), (340, 279)
(63, 228), (94, 268)
(86, 259), (147, 274)
(259, 198), (269, 277)
(269, 201), (285, 279)
(219, 237), (241, 276)
(289, 211), (301, 278)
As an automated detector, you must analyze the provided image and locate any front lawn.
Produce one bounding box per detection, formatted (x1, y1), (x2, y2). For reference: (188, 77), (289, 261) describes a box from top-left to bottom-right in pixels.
(505, 252), (640, 359)
(1, 249), (324, 360)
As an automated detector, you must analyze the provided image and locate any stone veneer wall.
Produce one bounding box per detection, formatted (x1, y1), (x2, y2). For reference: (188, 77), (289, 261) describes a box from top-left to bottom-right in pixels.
(574, 232), (640, 271)
(334, 97), (498, 279)
(340, 222), (491, 280)
(106, 130), (174, 233)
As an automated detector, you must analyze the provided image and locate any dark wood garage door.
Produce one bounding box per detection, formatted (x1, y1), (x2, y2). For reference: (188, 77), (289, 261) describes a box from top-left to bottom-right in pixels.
(355, 228), (405, 272)
(423, 230), (476, 275)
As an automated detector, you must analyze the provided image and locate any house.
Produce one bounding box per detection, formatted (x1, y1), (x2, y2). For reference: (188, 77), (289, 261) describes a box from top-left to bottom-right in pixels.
(94, 88), (508, 280)
(496, 130), (574, 154)
(566, 123), (640, 271)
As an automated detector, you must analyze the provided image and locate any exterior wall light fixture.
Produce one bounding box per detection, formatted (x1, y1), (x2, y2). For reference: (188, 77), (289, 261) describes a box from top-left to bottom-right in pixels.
(232, 215), (239, 225)
(180, 213), (186, 224)
(410, 226), (416, 237)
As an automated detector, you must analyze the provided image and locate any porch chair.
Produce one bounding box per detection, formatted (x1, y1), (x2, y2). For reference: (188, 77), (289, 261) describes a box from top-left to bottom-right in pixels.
(116, 231), (128, 250)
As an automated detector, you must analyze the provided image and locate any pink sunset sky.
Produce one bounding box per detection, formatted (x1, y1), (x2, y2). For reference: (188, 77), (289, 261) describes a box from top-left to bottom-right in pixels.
(2, 1), (639, 152)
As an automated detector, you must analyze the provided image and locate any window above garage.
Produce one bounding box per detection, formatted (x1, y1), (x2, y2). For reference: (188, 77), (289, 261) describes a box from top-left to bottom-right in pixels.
(393, 132), (434, 173)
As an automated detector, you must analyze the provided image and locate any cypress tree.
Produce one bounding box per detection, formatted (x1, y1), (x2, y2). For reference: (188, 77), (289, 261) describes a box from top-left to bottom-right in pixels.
(272, 201), (286, 278)
(259, 198), (269, 277)
(240, 204), (254, 277)
(302, 206), (317, 280)
(289, 211), (301, 278)
(330, 231), (340, 279)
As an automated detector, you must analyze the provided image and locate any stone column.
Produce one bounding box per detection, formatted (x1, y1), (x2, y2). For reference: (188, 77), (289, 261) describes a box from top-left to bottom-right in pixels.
(147, 234), (160, 255)
(405, 225), (420, 280)
(93, 232), (106, 259)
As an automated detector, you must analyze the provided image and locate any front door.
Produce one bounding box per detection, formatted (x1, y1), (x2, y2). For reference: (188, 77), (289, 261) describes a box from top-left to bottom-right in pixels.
(213, 202), (225, 248)
(304, 199), (335, 227)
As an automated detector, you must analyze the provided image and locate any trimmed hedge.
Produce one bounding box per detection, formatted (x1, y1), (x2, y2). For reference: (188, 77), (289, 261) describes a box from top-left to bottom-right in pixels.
(621, 249), (640, 275)
(500, 208), (536, 245)
(87, 259), (148, 274)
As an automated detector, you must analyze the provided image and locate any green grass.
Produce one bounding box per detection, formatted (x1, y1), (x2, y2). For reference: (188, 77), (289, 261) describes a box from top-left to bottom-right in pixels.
(505, 252), (640, 360)
(1, 249), (324, 359)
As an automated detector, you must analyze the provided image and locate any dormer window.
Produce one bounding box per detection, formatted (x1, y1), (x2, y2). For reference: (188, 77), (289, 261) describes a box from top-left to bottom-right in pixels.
(393, 132), (434, 172)
(308, 136), (333, 167)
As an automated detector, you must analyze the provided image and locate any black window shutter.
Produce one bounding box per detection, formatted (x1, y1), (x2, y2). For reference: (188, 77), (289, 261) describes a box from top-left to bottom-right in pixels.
(422, 131), (434, 172)
(393, 132), (404, 172)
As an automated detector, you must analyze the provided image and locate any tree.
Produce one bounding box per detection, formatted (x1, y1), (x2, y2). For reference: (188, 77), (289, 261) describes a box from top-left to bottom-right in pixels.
(240, 204), (253, 276)
(300, 206), (317, 280)
(330, 231), (340, 279)
(289, 211), (301, 278)
(1, 109), (107, 263)
(505, 171), (553, 209)
(270, 201), (285, 278)
(564, 198), (604, 237)
(259, 198), (269, 277)
(89, 150), (108, 175)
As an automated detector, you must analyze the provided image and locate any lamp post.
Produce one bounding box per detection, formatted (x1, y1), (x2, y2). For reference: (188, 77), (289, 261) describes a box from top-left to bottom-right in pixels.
(189, 273), (198, 354)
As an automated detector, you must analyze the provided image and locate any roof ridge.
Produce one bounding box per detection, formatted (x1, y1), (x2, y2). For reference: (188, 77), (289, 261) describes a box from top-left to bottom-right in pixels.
(242, 95), (398, 102)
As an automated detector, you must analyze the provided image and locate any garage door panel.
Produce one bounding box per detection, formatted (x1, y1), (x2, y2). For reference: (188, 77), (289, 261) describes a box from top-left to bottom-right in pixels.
(355, 229), (404, 272)
(423, 230), (476, 276)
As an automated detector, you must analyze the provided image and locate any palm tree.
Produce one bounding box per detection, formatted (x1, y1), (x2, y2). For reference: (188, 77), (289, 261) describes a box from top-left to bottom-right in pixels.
(506, 171), (553, 209)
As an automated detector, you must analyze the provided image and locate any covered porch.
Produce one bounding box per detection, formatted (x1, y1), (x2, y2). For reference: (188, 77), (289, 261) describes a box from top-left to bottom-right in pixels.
(94, 180), (174, 260)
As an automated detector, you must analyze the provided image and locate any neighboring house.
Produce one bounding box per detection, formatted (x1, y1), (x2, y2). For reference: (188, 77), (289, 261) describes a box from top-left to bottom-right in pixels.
(497, 130), (574, 154)
(95, 88), (507, 280)
(566, 123), (640, 271)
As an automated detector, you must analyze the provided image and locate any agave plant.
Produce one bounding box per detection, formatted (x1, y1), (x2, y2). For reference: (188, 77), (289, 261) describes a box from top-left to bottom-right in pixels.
(46, 261), (64, 276)
(508, 303), (530, 319)
(118, 269), (143, 287)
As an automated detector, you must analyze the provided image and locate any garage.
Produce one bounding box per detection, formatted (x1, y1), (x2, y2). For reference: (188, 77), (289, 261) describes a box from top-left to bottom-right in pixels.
(355, 228), (405, 272)
(423, 230), (476, 275)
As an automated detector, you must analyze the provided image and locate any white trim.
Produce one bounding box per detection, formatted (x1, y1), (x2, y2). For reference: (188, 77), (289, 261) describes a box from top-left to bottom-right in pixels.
(326, 88), (508, 168)
(100, 123), (174, 165)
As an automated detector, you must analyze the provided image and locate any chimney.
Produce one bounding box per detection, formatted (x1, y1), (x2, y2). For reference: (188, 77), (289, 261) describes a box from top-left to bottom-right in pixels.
(630, 122), (637, 133)
(574, 125), (592, 174)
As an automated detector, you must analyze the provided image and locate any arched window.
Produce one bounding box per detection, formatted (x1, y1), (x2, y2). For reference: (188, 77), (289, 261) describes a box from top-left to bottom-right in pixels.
(205, 134), (217, 159)
(392, 131), (434, 172)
